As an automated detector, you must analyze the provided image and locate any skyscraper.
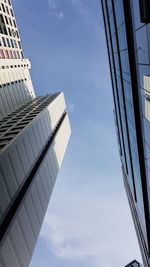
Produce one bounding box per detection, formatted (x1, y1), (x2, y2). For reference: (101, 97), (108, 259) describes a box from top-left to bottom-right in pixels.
(101, 1), (150, 266)
(0, 0), (71, 266)
(125, 259), (143, 267)
(0, 0), (35, 119)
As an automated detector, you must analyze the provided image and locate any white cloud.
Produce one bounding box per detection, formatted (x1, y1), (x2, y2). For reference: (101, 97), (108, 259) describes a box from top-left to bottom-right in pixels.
(48, 0), (64, 20)
(40, 174), (142, 267)
(48, 0), (60, 10)
(57, 11), (64, 20)
(69, 0), (102, 33)
(48, 0), (103, 31)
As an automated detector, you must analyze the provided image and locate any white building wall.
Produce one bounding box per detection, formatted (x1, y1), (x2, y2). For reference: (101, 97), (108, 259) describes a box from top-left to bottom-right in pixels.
(0, 94), (67, 217)
(47, 92), (66, 129)
(0, 94), (71, 267)
(0, 0), (36, 118)
(144, 76), (150, 122)
(0, 0), (24, 58)
(0, 114), (71, 267)
(0, 59), (35, 119)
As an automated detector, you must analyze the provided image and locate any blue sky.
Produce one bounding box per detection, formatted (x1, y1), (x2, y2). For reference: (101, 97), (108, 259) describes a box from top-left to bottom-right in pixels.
(13, 0), (142, 266)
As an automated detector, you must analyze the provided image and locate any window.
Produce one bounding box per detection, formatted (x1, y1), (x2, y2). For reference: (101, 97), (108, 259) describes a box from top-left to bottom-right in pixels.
(18, 41), (21, 49)
(13, 20), (16, 28)
(6, 38), (10, 47)
(13, 50), (16, 58)
(8, 27), (12, 36)
(10, 8), (14, 17)
(17, 122), (28, 127)
(4, 133), (16, 138)
(0, 144), (6, 150)
(21, 51), (23, 58)
(13, 40), (17, 48)
(9, 18), (12, 26)
(10, 39), (14, 47)
(0, 49), (5, 58)
(11, 29), (17, 38)
(2, 37), (6, 47)
(0, 137), (13, 143)
(0, 14), (7, 35)
(9, 50), (13, 58)
(6, 6), (9, 15)
(13, 125), (26, 130)
(5, 49), (9, 58)
(139, 0), (150, 23)
(1, 4), (5, 13)
(16, 31), (19, 38)
(17, 51), (20, 58)
(0, 129), (6, 133)
(5, 16), (8, 25)
(0, 14), (5, 24)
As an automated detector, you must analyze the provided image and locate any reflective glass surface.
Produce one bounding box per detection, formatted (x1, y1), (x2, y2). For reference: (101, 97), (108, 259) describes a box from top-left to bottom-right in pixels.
(102, 0), (150, 254)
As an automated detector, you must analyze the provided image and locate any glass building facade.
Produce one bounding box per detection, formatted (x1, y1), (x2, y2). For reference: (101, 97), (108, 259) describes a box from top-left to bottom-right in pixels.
(101, 1), (150, 266)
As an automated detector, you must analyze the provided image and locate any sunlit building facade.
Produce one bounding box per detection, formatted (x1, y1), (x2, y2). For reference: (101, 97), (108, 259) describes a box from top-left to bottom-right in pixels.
(0, 0), (35, 119)
(101, 1), (150, 266)
(0, 0), (71, 266)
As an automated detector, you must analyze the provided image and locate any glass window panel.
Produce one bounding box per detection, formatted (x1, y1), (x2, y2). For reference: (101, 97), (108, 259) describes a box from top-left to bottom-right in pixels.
(143, 116), (150, 146)
(114, 0), (124, 27)
(123, 79), (133, 103)
(120, 50), (130, 73)
(132, 0), (144, 30)
(118, 23), (127, 51)
(112, 33), (117, 53)
(136, 25), (150, 64)
(109, 12), (115, 35)
(126, 100), (135, 128)
(106, 0), (113, 14)
(114, 52), (119, 69)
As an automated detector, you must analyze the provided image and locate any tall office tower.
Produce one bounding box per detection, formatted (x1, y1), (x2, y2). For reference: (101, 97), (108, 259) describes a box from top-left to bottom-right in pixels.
(0, 93), (71, 266)
(101, 1), (150, 266)
(0, 0), (35, 119)
(125, 260), (143, 267)
(0, 0), (71, 266)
